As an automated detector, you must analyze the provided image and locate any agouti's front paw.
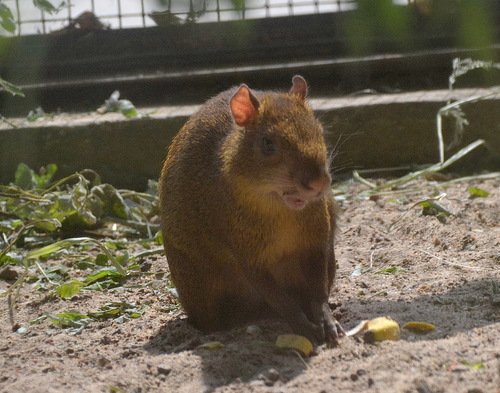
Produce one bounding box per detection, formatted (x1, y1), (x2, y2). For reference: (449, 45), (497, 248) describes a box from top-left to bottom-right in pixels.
(293, 318), (325, 345)
(323, 315), (345, 347)
(312, 302), (345, 346)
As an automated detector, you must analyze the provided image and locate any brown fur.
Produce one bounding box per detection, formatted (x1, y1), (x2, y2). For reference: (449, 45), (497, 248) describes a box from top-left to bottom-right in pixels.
(159, 76), (342, 344)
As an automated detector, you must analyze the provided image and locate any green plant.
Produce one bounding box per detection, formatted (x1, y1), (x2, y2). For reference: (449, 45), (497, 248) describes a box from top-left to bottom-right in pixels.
(437, 58), (500, 163)
(0, 164), (163, 327)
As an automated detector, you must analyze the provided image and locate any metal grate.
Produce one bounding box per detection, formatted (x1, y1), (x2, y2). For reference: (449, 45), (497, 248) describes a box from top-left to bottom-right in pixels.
(2, 0), (413, 36)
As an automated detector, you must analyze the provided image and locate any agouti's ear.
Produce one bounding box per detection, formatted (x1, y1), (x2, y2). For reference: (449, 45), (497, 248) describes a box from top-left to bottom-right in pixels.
(289, 75), (308, 100)
(230, 84), (260, 126)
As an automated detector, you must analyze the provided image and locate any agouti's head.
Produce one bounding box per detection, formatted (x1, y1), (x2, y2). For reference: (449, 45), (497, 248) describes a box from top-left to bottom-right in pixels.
(225, 75), (331, 211)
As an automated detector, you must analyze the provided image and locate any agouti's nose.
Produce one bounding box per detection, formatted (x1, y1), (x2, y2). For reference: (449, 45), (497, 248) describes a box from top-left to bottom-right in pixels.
(302, 174), (331, 196)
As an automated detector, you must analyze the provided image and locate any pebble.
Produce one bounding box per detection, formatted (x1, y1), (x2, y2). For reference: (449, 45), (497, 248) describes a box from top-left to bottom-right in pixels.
(97, 357), (112, 369)
(16, 326), (28, 335)
(246, 325), (262, 336)
(266, 368), (280, 382)
(157, 366), (171, 376)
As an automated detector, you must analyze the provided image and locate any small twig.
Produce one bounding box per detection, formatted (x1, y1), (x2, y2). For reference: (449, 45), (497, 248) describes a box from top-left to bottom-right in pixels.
(436, 93), (496, 163)
(369, 249), (375, 269)
(388, 193), (447, 233)
(437, 172), (500, 186)
(376, 139), (485, 193)
(0, 224), (27, 261)
(418, 249), (482, 270)
(34, 260), (56, 285)
(6, 267), (28, 329)
(132, 247), (164, 260)
(291, 350), (309, 369)
(353, 170), (377, 189)
(366, 290), (389, 299)
(0, 114), (18, 128)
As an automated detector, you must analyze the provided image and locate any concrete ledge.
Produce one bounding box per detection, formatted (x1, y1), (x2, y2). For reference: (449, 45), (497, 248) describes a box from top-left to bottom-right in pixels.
(1, 88), (498, 189)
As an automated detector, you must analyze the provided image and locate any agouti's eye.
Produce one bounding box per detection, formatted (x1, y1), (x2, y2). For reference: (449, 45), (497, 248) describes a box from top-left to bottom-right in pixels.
(261, 137), (276, 156)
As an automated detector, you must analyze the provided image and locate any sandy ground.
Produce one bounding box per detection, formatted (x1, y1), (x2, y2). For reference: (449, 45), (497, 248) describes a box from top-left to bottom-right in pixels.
(1, 176), (499, 393)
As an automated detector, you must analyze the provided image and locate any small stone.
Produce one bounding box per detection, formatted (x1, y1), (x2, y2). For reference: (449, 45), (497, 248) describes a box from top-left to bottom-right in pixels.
(350, 373), (359, 381)
(264, 378), (275, 387)
(367, 377), (374, 387)
(356, 369), (367, 376)
(467, 389), (483, 393)
(246, 325), (262, 336)
(157, 366), (171, 376)
(0, 266), (19, 281)
(266, 368), (280, 382)
(97, 357), (112, 369)
(16, 326), (28, 335)
(100, 336), (112, 345)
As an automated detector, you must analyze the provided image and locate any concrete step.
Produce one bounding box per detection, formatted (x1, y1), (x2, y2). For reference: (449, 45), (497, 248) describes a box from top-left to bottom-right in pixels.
(1, 88), (498, 189)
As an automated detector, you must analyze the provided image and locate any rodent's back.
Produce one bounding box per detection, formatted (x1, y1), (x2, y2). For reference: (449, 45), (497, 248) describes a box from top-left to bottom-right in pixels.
(159, 88), (237, 253)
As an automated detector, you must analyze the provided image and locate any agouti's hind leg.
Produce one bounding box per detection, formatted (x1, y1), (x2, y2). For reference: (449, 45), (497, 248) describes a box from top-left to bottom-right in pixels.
(164, 245), (227, 331)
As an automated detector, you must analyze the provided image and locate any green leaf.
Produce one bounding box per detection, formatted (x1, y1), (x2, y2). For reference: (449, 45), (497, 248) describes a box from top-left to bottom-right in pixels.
(0, 76), (24, 96)
(0, 219), (23, 233)
(91, 184), (129, 219)
(467, 186), (490, 199)
(154, 230), (163, 245)
(0, 4), (16, 33)
(0, 252), (23, 267)
(83, 268), (123, 286)
(97, 91), (139, 118)
(56, 280), (84, 299)
(87, 302), (143, 320)
(35, 163), (58, 188)
(14, 163), (37, 190)
(33, 218), (62, 232)
(376, 266), (400, 275)
(26, 237), (104, 261)
(33, 0), (65, 14)
(118, 99), (139, 118)
(230, 0), (245, 11)
(95, 253), (109, 266)
(460, 360), (485, 370)
(26, 239), (69, 259)
(418, 200), (452, 223)
(42, 265), (69, 282)
(48, 310), (88, 328)
(13, 163), (57, 190)
(26, 107), (46, 122)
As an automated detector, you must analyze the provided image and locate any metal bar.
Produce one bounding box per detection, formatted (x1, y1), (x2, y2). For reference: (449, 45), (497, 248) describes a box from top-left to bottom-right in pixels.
(67, 0), (72, 23)
(141, 0), (146, 27)
(15, 0), (21, 35)
(40, 9), (46, 34)
(117, 0), (123, 29)
(7, 0), (393, 35)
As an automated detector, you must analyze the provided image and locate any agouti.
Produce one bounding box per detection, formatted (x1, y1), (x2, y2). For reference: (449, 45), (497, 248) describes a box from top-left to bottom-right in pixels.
(159, 76), (343, 345)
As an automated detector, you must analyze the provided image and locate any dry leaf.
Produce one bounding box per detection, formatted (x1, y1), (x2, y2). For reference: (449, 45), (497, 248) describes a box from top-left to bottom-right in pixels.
(346, 317), (400, 343)
(275, 334), (313, 357)
(197, 341), (224, 350)
(403, 321), (436, 334)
